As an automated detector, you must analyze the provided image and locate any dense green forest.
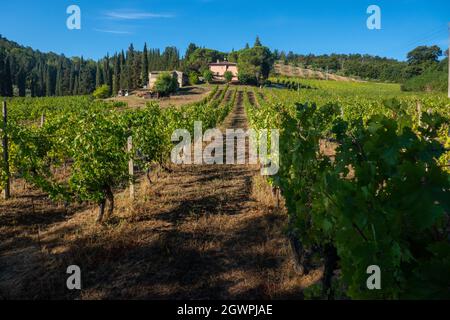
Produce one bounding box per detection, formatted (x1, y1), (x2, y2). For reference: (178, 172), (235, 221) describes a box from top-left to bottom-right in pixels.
(0, 35), (273, 96)
(0, 35), (181, 97)
(179, 37), (273, 86)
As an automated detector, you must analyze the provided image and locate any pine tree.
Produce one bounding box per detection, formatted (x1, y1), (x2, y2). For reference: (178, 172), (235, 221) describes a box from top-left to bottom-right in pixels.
(254, 36), (262, 47)
(185, 43), (198, 60)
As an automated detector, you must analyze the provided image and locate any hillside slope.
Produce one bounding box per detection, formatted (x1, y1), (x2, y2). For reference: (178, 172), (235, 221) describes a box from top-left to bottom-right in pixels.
(274, 63), (361, 82)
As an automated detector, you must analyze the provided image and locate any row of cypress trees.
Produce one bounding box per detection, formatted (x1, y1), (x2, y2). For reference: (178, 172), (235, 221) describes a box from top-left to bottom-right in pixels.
(0, 35), (181, 97)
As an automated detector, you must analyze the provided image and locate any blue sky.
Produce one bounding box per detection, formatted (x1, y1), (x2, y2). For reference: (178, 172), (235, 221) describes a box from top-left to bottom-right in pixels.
(0, 0), (449, 60)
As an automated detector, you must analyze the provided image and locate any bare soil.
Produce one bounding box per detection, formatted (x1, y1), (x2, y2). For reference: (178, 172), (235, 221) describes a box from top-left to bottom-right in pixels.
(107, 85), (212, 109)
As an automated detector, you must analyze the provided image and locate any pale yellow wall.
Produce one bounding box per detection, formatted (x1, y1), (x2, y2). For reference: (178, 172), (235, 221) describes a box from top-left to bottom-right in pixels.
(209, 64), (239, 80)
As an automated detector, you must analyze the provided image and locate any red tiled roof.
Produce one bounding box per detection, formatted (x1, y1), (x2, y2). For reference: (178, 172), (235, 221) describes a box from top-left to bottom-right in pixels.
(209, 61), (237, 66)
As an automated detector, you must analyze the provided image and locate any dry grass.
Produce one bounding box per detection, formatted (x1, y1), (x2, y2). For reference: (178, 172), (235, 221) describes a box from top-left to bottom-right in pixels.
(107, 85), (211, 110)
(274, 63), (362, 82)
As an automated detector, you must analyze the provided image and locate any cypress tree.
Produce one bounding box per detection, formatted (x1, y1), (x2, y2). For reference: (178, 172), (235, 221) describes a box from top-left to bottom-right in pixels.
(134, 52), (142, 87)
(103, 54), (112, 94)
(185, 43), (198, 60)
(127, 44), (135, 89)
(61, 60), (71, 95)
(254, 36), (262, 47)
(69, 63), (75, 94)
(38, 61), (46, 96)
(112, 55), (120, 95)
(0, 51), (5, 96)
(17, 67), (26, 97)
(30, 72), (37, 97)
(73, 75), (79, 95)
(4, 56), (13, 97)
(120, 50), (128, 90)
(79, 61), (96, 94)
(142, 43), (149, 86)
(55, 61), (62, 96)
(45, 66), (53, 96)
(95, 62), (103, 88)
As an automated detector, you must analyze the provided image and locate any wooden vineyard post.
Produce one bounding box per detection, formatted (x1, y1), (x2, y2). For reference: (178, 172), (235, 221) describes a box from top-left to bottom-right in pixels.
(40, 113), (46, 128)
(2, 100), (11, 200)
(127, 136), (135, 200)
(416, 101), (422, 127)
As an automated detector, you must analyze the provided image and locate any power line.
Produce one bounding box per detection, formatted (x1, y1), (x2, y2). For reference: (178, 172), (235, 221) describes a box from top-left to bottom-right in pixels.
(377, 25), (448, 58)
(393, 26), (447, 52)
(402, 26), (446, 48)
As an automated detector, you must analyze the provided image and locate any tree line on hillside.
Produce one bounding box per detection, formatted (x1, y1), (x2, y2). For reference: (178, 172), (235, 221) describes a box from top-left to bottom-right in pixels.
(1, 33), (447, 98)
(0, 35), (181, 97)
(0, 35), (274, 97)
(277, 46), (448, 89)
(277, 51), (407, 82)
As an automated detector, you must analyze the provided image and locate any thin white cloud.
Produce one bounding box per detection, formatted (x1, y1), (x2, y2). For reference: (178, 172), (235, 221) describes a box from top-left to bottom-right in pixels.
(104, 10), (175, 20)
(93, 28), (133, 35)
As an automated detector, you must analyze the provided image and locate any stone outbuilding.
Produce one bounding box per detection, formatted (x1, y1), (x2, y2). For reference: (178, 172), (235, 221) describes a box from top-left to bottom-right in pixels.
(148, 70), (188, 89)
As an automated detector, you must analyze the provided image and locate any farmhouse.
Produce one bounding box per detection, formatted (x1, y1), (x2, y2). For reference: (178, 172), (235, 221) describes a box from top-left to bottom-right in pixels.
(209, 60), (239, 82)
(148, 70), (188, 89)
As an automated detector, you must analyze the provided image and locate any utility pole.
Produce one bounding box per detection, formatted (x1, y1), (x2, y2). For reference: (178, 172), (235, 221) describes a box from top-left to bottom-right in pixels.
(2, 100), (10, 200)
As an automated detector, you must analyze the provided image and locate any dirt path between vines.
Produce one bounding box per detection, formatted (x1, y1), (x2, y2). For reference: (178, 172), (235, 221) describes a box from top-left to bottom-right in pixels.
(0, 90), (320, 300)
